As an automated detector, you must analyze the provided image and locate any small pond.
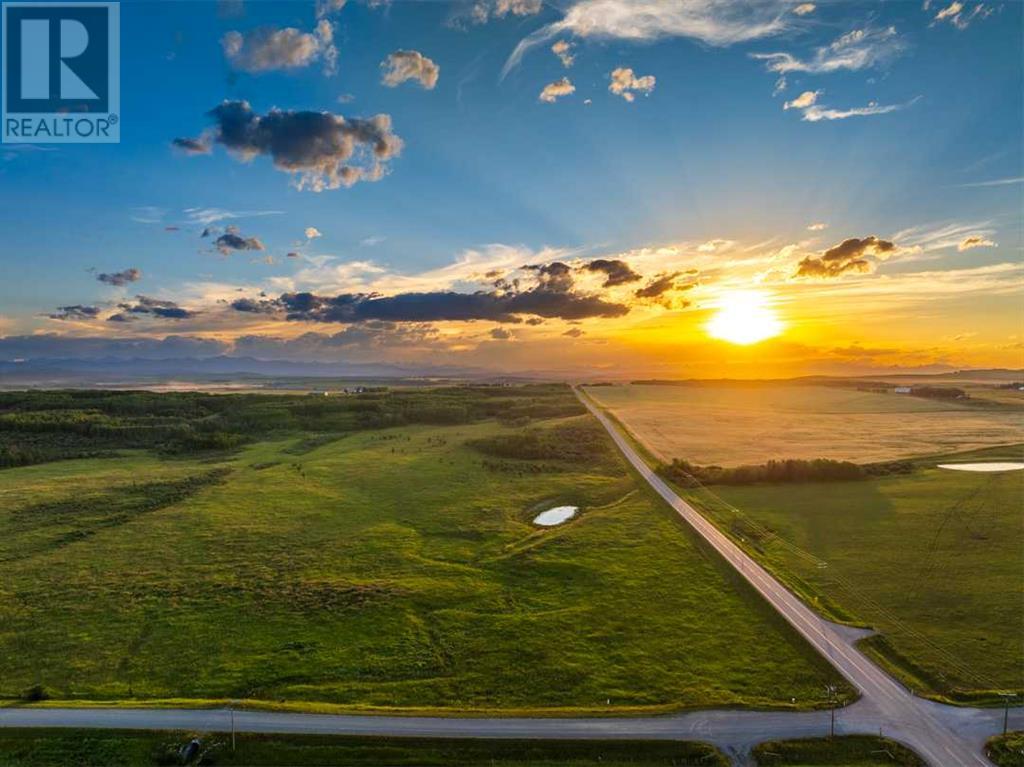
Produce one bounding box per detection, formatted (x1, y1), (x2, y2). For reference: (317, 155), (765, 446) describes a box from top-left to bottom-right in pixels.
(936, 462), (1024, 472)
(533, 506), (578, 526)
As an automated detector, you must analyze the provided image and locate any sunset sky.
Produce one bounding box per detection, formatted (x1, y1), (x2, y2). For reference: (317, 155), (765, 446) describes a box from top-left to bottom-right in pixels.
(1, 0), (1020, 378)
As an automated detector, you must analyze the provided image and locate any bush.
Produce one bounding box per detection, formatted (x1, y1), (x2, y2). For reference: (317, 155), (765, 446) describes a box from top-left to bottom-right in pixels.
(661, 457), (869, 487)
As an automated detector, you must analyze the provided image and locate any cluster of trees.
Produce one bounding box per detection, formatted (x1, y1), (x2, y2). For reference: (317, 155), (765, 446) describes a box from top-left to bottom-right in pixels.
(0, 384), (584, 469)
(468, 420), (611, 463)
(661, 456), (914, 487)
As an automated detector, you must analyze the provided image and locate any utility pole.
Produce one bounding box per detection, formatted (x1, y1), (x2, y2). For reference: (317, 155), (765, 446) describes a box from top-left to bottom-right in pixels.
(825, 684), (837, 738)
(230, 700), (236, 751)
(999, 693), (1016, 736)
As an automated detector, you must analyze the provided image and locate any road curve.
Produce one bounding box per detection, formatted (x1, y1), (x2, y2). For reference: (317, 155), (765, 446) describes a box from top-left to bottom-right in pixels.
(578, 389), (1014, 766)
(1, 394), (1018, 765)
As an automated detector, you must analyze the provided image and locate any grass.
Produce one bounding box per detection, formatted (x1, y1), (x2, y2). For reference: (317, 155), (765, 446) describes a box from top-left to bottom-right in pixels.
(0, 387), (847, 712)
(986, 731), (1024, 767)
(752, 735), (924, 766)
(583, 383), (1022, 466)
(0, 729), (729, 766)
(674, 443), (1024, 701)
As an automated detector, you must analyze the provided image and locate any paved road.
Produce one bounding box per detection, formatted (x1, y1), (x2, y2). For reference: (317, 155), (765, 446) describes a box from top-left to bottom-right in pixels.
(1, 394), (1019, 764)
(578, 390), (1017, 765)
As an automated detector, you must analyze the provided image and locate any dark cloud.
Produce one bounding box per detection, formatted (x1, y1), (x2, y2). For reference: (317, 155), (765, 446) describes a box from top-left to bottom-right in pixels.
(230, 297), (278, 314)
(795, 236), (896, 279)
(523, 261), (574, 293)
(117, 295), (198, 320)
(173, 100), (403, 191)
(490, 327), (512, 340)
(106, 313), (136, 323)
(563, 328), (584, 338)
(96, 268), (142, 287)
(48, 305), (101, 321)
(215, 226), (264, 255)
(584, 258), (641, 287)
(171, 136), (211, 155)
(635, 272), (681, 299)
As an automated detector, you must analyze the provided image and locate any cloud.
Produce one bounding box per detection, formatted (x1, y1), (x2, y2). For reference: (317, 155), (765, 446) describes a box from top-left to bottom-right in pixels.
(184, 207), (283, 226)
(171, 136), (211, 155)
(799, 99), (909, 122)
(381, 50), (440, 90)
(490, 327), (513, 340)
(316, 0), (346, 19)
(48, 305), (101, 321)
(794, 235), (897, 278)
(751, 26), (904, 75)
(783, 90), (819, 110)
(221, 22), (337, 75)
(215, 226), (265, 255)
(305, 226), (322, 239)
(891, 220), (995, 253)
(563, 327), (584, 338)
(505, 0), (791, 75)
(958, 235), (996, 251)
(608, 67), (655, 102)
(552, 40), (575, 68)
(792, 3), (815, 14)
(96, 268), (142, 287)
(932, 1), (993, 29)
(361, 235), (385, 246)
(539, 77), (575, 103)
(696, 238), (734, 252)
(955, 176), (1023, 188)
(174, 100), (403, 192)
(467, 0), (542, 25)
(117, 295), (199, 320)
(583, 258), (641, 287)
(634, 272), (680, 299)
(807, 222), (828, 231)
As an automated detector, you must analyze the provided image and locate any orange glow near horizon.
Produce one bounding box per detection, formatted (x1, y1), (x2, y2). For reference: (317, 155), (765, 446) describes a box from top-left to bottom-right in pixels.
(706, 290), (784, 345)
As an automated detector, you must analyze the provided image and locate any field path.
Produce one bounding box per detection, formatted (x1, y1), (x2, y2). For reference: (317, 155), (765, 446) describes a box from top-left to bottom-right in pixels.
(1, 394), (1019, 765)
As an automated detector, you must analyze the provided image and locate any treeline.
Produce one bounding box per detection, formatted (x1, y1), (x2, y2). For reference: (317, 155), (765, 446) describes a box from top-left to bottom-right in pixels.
(468, 419), (612, 463)
(660, 457), (913, 487)
(0, 384), (584, 469)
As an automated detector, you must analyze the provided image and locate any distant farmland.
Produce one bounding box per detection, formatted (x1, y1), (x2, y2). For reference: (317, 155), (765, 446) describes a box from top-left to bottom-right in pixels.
(584, 383), (1022, 467)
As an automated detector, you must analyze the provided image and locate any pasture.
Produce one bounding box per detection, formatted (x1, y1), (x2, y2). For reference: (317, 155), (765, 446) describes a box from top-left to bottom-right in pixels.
(0, 386), (845, 712)
(680, 444), (1024, 701)
(583, 383), (1022, 466)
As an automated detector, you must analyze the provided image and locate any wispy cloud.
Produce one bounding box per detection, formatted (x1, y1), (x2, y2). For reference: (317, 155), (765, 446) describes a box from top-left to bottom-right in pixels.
(504, 0), (791, 76)
(954, 176), (1023, 188)
(800, 99), (912, 122)
(751, 26), (904, 75)
(184, 208), (284, 226)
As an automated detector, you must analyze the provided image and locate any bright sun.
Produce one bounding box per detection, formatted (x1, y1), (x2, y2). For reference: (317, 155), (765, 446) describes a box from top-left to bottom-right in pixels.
(706, 290), (784, 345)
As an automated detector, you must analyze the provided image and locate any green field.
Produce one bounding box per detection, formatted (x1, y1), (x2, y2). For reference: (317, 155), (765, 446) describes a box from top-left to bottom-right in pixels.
(584, 383), (1022, 466)
(987, 731), (1024, 767)
(752, 735), (924, 766)
(0, 386), (845, 711)
(0, 729), (729, 766)
(677, 443), (1023, 701)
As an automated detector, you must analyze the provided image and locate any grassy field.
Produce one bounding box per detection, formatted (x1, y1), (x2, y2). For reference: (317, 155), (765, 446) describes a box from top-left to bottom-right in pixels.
(583, 383), (1022, 466)
(987, 731), (1024, 767)
(0, 729), (729, 766)
(0, 386), (846, 712)
(676, 443), (1024, 701)
(752, 735), (924, 766)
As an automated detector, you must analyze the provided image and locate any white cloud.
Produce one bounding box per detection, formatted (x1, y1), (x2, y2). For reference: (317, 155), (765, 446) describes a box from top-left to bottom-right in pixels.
(891, 220), (997, 253)
(381, 50), (440, 90)
(792, 3), (816, 15)
(305, 227), (322, 239)
(608, 67), (656, 102)
(932, 1), (992, 29)
(184, 208), (284, 226)
(955, 177), (1023, 188)
(807, 222), (828, 231)
(552, 40), (575, 68)
(504, 0), (791, 75)
(751, 26), (904, 75)
(222, 22), (337, 75)
(783, 90), (819, 110)
(539, 77), (576, 103)
(800, 99), (912, 122)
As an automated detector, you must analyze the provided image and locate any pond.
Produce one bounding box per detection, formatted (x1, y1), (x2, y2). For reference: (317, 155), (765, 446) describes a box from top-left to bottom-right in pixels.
(936, 462), (1024, 472)
(533, 506), (578, 526)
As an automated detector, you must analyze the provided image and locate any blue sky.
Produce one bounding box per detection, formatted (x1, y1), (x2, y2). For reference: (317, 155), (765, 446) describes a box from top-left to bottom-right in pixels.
(0, 0), (1020, 377)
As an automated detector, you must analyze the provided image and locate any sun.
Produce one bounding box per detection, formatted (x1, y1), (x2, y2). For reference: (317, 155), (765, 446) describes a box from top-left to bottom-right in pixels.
(706, 290), (784, 345)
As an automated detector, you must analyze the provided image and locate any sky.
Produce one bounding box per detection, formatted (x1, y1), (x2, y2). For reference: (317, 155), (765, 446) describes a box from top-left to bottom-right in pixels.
(0, 0), (1021, 378)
